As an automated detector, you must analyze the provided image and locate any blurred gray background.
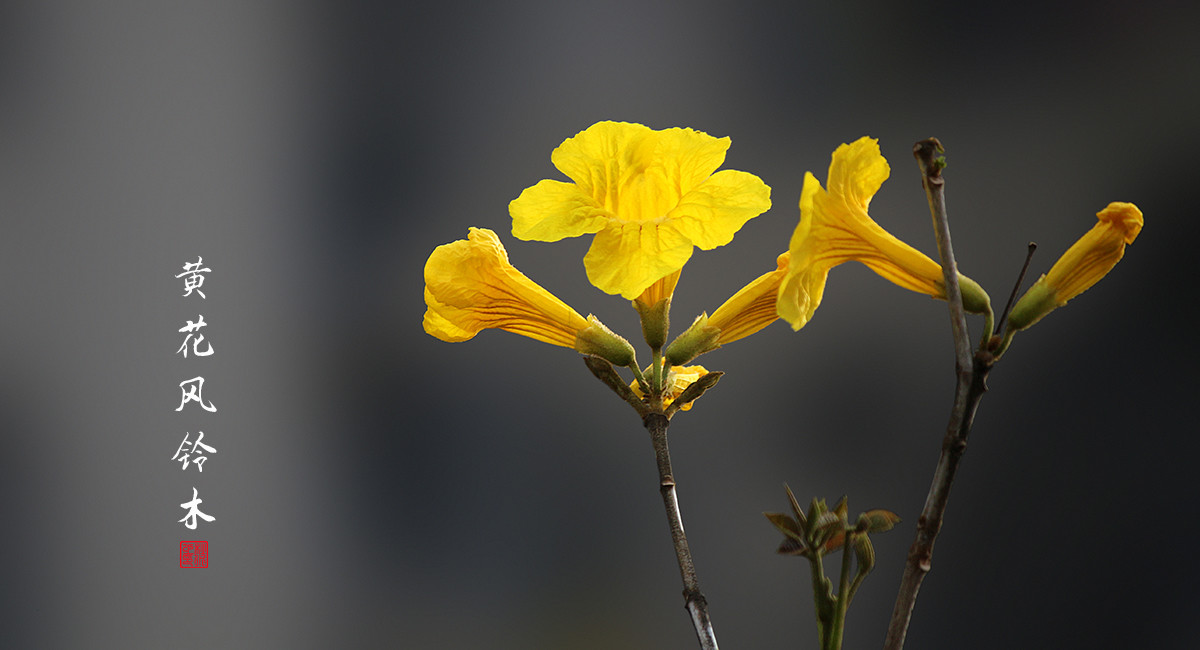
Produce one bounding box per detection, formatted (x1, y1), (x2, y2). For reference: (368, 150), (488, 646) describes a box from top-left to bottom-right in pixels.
(2, 1), (1196, 648)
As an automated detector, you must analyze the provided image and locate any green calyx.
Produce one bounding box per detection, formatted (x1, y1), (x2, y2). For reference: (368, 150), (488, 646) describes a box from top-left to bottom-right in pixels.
(1006, 278), (1059, 333)
(957, 274), (993, 316)
(574, 315), (637, 368)
(664, 314), (722, 366)
(634, 297), (671, 351)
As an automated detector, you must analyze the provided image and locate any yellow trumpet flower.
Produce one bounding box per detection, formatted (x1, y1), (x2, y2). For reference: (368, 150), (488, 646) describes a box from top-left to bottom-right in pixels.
(1007, 202), (1143, 332)
(509, 121), (772, 300)
(424, 228), (635, 365)
(777, 137), (991, 330)
(423, 228), (590, 347)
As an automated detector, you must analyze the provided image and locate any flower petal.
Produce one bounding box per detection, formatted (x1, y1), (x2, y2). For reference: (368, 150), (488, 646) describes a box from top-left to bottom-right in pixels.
(668, 169), (773, 249)
(649, 126), (732, 197)
(551, 121), (655, 200)
(777, 173), (829, 330)
(422, 288), (476, 342)
(554, 121), (671, 221)
(551, 122), (732, 222)
(510, 179), (610, 242)
(776, 259), (832, 332)
(1097, 201), (1143, 244)
(583, 221), (695, 299)
(826, 137), (890, 212)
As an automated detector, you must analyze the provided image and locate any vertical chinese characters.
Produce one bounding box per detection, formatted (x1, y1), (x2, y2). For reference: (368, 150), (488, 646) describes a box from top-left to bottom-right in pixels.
(174, 257), (217, 540)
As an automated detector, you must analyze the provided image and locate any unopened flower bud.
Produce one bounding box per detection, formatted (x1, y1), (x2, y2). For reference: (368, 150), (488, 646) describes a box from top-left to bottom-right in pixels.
(1008, 202), (1143, 332)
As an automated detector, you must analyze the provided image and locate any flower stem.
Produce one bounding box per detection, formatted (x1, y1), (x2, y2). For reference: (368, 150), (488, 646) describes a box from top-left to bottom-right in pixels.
(980, 309), (995, 350)
(809, 554), (832, 648)
(644, 412), (718, 650)
(827, 533), (857, 650)
(883, 140), (995, 650)
(629, 362), (651, 395)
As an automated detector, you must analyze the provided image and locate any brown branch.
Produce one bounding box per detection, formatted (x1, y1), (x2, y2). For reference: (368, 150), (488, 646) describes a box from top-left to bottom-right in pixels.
(583, 356), (651, 419)
(645, 412), (719, 650)
(583, 356), (718, 648)
(914, 138), (973, 371)
(883, 140), (994, 649)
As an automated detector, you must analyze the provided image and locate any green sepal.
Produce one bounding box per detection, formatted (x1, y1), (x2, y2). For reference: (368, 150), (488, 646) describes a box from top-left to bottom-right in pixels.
(633, 297), (671, 350)
(957, 274), (993, 316)
(574, 315), (637, 368)
(664, 313), (722, 365)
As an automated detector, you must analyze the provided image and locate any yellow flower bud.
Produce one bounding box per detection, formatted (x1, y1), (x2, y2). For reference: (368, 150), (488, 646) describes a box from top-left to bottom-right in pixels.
(1007, 202), (1143, 332)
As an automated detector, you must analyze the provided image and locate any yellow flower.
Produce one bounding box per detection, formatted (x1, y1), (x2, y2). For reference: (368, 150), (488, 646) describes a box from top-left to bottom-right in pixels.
(423, 227), (591, 348)
(1007, 202), (1143, 332)
(509, 121), (772, 300)
(630, 365), (710, 412)
(777, 137), (991, 330)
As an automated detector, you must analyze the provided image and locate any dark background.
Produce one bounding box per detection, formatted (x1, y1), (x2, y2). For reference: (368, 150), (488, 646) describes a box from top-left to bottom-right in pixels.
(3, 1), (1196, 648)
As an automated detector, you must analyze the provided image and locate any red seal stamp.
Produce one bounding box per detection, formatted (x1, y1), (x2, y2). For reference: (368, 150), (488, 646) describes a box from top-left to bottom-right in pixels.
(180, 540), (209, 568)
